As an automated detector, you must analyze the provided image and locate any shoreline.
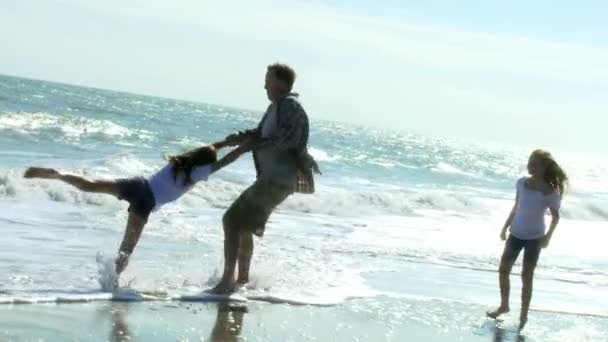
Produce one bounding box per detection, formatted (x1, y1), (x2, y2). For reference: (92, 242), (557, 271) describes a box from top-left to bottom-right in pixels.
(2, 294), (607, 341)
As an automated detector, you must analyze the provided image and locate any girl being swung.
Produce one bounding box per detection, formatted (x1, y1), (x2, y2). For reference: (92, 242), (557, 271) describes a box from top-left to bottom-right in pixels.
(24, 138), (250, 285)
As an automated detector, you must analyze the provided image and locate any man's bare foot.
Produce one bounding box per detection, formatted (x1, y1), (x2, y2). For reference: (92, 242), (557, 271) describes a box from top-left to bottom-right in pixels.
(236, 275), (249, 285)
(234, 280), (250, 291)
(24, 167), (60, 179)
(209, 280), (236, 294)
(519, 314), (528, 330)
(487, 306), (510, 319)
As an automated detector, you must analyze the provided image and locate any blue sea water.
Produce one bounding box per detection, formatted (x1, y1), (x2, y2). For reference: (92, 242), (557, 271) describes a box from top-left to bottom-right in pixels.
(1, 74), (607, 341)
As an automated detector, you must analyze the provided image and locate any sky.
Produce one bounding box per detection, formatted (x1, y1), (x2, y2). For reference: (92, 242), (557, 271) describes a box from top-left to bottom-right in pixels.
(1, 0), (607, 153)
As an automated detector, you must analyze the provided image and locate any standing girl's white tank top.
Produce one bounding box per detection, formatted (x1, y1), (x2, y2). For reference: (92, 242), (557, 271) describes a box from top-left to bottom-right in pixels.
(510, 177), (561, 240)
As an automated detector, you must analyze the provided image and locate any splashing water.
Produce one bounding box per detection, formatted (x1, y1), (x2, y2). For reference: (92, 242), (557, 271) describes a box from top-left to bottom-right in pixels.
(96, 252), (119, 292)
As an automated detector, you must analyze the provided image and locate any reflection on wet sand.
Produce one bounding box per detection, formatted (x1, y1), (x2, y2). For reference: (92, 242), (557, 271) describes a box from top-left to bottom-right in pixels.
(485, 320), (525, 342)
(209, 303), (248, 342)
(109, 306), (132, 342)
(103, 302), (248, 341)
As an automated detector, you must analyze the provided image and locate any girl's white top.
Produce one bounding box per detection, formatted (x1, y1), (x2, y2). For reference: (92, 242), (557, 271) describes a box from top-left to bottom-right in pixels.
(147, 163), (212, 210)
(510, 177), (561, 240)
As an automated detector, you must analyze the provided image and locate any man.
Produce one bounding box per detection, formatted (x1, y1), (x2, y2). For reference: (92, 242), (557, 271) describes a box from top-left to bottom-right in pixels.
(211, 63), (320, 293)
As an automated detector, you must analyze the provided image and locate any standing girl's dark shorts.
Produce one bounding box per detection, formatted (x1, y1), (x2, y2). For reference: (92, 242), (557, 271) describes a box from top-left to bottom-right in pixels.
(502, 235), (542, 266)
(116, 177), (156, 221)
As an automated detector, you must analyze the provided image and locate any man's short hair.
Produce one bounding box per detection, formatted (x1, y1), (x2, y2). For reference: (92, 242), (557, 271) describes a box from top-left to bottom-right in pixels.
(267, 63), (296, 90)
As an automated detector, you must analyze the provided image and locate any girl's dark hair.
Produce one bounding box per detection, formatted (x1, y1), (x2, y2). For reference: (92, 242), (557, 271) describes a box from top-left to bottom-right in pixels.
(531, 149), (568, 195)
(168, 146), (217, 187)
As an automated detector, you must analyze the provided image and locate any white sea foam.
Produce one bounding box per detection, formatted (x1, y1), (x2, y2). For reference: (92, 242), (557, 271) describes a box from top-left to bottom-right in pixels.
(308, 147), (339, 162)
(3, 158), (608, 224)
(0, 111), (152, 141)
(432, 161), (477, 177)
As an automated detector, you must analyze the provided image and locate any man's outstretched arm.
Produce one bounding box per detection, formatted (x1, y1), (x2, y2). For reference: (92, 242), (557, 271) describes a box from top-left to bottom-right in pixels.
(225, 129), (257, 146)
(211, 142), (253, 173)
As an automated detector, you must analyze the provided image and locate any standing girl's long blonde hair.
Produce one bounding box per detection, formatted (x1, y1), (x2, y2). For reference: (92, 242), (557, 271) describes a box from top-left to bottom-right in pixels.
(531, 149), (568, 195)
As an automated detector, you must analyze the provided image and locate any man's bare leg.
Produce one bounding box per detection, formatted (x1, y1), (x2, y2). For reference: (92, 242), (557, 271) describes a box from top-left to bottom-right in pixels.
(24, 167), (119, 196)
(236, 232), (254, 286)
(487, 255), (516, 319)
(211, 218), (240, 294)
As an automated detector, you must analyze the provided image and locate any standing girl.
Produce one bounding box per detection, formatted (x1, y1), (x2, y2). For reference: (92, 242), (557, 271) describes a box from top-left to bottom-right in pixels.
(487, 149), (568, 330)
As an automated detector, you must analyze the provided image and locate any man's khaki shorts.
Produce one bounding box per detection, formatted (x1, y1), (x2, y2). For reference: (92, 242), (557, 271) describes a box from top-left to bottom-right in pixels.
(224, 179), (292, 236)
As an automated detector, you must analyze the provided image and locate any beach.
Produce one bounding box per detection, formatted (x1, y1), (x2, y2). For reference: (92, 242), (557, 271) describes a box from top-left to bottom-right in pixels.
(2, 289), (607, 341)
(1, 74), (607, 341)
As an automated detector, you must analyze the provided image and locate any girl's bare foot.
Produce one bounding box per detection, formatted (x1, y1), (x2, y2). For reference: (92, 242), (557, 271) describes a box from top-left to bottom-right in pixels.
(487, 306), (510, 319)
(24, 167), (60, 179)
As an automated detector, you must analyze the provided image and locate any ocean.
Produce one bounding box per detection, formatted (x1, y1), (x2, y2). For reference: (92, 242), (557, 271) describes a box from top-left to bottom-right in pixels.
(1, 74), (607, 341)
